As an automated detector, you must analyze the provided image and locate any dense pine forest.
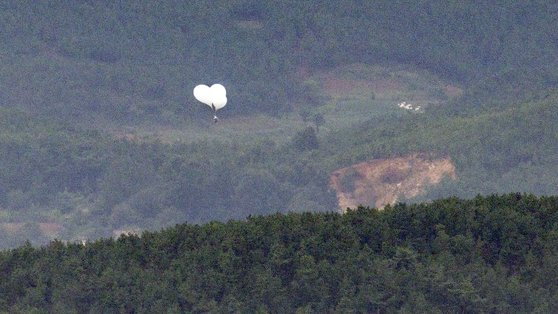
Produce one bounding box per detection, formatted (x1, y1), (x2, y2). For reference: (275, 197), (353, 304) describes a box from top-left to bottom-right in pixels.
(2, 194), (558, 312)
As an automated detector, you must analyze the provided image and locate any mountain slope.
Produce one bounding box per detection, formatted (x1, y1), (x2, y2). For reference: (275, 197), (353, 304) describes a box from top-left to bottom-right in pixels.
(1, 1), (557, 123)
(1, 195), (558, 312)
(324, 90), (558, 200)
(1, 2), (558, 247)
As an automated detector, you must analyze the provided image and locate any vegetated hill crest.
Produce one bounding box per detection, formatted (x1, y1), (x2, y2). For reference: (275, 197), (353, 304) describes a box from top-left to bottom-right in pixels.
(2, 194), (558, 312)
(330, 154), (457, 211)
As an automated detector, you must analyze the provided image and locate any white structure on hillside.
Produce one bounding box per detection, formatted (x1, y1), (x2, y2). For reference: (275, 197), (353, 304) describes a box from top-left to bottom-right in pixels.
(397, 101), (423, 113)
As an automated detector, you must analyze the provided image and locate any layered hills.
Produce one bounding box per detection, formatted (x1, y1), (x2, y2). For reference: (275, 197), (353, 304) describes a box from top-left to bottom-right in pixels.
(0, 1), (557, 249)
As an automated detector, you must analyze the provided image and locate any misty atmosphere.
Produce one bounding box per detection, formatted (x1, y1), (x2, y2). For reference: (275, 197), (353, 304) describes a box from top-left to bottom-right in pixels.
(1, 1), (558, 312)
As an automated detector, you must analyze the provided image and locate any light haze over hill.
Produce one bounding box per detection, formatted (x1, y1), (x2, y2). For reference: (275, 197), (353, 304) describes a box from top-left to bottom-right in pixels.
(0, 1), (557, 247)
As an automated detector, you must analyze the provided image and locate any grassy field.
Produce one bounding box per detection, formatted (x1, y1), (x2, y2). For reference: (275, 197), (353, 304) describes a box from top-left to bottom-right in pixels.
(103, 63), (459, 144)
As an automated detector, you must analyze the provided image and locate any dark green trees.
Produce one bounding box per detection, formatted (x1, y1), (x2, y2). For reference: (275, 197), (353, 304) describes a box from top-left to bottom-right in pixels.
(292, 127), (319, 151)
(2, 194), (558, 312)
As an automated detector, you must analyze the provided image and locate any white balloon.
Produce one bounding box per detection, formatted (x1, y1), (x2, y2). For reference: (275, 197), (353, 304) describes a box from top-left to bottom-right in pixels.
(194, 83), (227, 112)
(213, 95), (227, 110)
(193, 84), (212, 107)
(210, 84), (226, 97)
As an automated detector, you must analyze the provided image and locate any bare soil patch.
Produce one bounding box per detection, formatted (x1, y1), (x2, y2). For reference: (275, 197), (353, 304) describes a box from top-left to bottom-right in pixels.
(445, 85), (463, 97)
(1, 223), (24, 233)
(39, 222), (63, 237)
(330, 154), (457, 211)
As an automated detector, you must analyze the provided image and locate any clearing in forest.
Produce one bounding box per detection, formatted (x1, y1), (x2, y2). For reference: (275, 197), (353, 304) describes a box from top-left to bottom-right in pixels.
(329, 154), (457, 211)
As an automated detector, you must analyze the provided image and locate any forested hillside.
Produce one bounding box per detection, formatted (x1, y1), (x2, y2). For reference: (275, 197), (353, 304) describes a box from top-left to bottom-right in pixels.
(326, 90), (558, 199)
(0, 107), (338, 247)
(2, 1), (557, 121)
(2, 195), (558, 312)
(3, 89), (555, 248)
(1, 1), (558, 247)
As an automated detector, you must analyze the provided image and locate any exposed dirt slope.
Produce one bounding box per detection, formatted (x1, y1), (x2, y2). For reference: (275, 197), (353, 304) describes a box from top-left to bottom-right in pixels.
(330, 154), (457, 211)
(314, 63), (460, 102)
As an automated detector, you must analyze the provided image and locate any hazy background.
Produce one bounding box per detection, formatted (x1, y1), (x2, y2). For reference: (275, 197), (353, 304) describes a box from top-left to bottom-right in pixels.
(1, 1), (557, 247)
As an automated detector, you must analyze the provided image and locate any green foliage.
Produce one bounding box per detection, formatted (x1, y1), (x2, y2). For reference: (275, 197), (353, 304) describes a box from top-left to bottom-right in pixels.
(2, 195), (558, 311)
(1, 1), (558, 122)
(2, 89), (558, 248)
(1, 0), (558, 255)
(326, 90), (558, 201)
(338, 168), (361, 193)
(0, 108), (340, 247)
(292, 127), (319, 152)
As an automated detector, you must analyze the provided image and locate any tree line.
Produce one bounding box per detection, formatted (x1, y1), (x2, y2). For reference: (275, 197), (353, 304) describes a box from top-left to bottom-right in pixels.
(1, 194), (558, 312)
